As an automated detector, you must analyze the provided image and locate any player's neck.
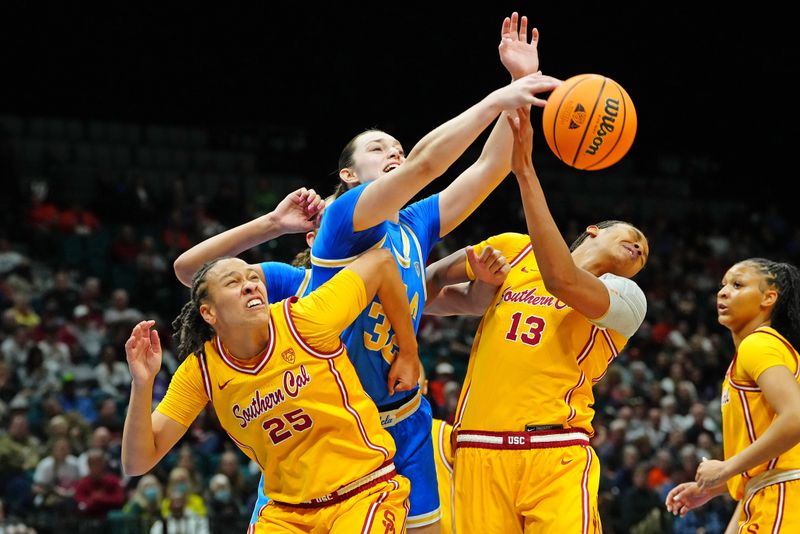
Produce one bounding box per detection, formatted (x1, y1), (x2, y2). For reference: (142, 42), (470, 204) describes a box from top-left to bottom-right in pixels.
(571, 249), (604, 277)
(218, 326), (271, 362)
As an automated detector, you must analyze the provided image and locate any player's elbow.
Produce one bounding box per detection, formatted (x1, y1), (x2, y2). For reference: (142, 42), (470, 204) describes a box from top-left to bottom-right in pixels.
(122, 457), (152, 478)
(172, 256), (193, 288)
(784, 410), (800, 441)
(541, 273), (577, 297)
(370, 247), (395, 268)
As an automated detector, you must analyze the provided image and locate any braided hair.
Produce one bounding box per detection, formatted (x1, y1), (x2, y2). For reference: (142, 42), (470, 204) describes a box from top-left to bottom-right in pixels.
(744, 258), (800, 350)
(171, 258), (227, 360)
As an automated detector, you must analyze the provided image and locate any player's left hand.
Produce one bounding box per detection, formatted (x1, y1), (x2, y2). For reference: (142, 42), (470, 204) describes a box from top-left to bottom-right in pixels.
(272, 187), (325, 234)
(695, 457), (731, 490)
(499, 12), (540, 80)
(387, 350), (421, 396)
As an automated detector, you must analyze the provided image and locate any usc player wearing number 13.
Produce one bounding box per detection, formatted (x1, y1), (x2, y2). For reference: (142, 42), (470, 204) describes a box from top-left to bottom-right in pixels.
(427, 106), (649, 533)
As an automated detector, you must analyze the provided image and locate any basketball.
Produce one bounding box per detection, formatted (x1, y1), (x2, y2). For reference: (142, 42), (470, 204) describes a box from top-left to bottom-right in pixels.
(542, 74), (637, 171)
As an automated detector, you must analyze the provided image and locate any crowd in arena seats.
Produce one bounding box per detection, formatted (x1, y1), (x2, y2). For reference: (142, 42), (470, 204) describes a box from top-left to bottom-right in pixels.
(2, 131), (798, 533)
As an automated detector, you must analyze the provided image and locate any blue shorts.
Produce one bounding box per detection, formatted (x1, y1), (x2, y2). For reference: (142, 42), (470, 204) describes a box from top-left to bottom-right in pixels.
(388, 394), (440, 527)
(249, 395), (440, 528)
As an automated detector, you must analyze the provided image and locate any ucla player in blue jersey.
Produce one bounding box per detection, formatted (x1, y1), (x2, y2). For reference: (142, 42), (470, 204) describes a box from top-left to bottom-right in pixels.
(310, 13), (556, 531)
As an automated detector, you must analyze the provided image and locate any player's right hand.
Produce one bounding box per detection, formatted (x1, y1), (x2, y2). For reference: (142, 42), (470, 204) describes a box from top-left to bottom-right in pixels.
(493, 73), (561, 111)
(467, 245), (509, 286)
(125, 320), (163, 387)
(387, 350), (421, 397)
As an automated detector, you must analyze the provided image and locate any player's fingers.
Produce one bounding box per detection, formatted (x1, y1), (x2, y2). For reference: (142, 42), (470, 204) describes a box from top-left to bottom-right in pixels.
(519, 15), (528, 41)
(465, 246), (479, 269)
(505, 113), (519, 135)
(150, 329), (161, 354)
(509, 12), (519, 40)
(500, 16), (510, 39)
(479, 245), (495, 264)
(531, 27), (539, 44)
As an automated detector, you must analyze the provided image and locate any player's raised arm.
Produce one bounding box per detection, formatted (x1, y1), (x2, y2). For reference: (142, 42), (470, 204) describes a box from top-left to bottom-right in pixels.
(173, 188), (324, 286)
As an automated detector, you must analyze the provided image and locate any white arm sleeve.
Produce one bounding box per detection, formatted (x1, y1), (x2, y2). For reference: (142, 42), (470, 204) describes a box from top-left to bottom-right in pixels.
(590, 273), (647, 338)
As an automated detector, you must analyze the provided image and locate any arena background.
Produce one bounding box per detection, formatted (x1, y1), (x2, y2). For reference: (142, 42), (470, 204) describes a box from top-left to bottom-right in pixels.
(0, 4), (797, 533)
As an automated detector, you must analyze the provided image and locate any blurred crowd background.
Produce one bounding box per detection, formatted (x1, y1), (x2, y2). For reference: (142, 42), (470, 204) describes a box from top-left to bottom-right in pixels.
(1, 112), (795, 534)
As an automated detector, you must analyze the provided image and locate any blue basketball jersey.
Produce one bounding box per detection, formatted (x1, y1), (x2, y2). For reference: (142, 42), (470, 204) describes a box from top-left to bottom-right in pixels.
(310, 183), (440, 407)
(259, 261), (311, 301)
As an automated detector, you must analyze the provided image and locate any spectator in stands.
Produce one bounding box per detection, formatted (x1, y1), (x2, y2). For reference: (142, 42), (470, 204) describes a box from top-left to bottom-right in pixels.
(94, 398), (124, 439)
(57, 373), (97, 425)
(36, 319), (70, 378)
(31, 437), (80, 513)
(122, 474), (163, 528)
(160, 467), (206, 519)
(78, 427), (121, 478)
(1, 327), (32, 368)
(104, 289), (143, 327)
(3, 293), (39, 329)
(16, 347), (59, 402)
(205, 474), (245, 534)
(73, 449), (125, 519)
(150, 490), (209, 534)
(41, 271), (79, 319)
(213, 450), (247, 507)
(66, 304), (105, 361)
(94, 344), (131, 400)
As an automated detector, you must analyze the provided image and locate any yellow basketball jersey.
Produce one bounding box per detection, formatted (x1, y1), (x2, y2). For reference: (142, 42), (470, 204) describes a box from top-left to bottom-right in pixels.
(157, 270), (396, 504)
(454, 233), (627, 435)
(721, 327), (800, 500)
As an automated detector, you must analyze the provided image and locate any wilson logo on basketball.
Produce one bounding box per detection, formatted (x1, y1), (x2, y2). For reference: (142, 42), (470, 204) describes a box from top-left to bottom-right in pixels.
(585, 98), (620, 155)
(282, 348), (296, 364)
(568, 103), (586, 129)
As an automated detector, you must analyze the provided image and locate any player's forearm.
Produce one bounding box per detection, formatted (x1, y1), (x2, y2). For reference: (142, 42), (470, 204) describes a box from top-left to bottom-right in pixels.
(426, 249), (470, 295)
(376, 272), (418, 356)
(438, 115), (513, 236)
(121, 383), (159, 476)
(173, 213), (283, 286)
(515, 170), (578, 289)
(725, 412), (800, 477)
(353, 94), (506, 231)
(425, 281), (497, 316)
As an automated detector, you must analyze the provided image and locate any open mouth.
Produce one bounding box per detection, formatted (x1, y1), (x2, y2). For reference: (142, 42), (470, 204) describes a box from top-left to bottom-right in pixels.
(246, 297), (264, 309)
(622, 244), (637, 259)
(383, 163), (400, 173)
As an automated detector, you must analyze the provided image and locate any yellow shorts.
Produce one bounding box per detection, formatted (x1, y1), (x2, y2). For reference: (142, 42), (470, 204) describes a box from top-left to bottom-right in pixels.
(252, 475), (410, 533)
(736, 478), (800, 533)
(454, 429), (601, 534)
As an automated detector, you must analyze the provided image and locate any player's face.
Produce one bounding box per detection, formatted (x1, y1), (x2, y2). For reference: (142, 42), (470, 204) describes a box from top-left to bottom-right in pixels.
(348, 131), (406, 184)
(717, 262), (775, 332)
(595, 224), (649, 278)
(201, 258), (268, 329)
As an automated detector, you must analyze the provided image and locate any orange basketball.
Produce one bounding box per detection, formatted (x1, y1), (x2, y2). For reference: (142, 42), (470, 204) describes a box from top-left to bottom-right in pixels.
(542, 74), (637, 171)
